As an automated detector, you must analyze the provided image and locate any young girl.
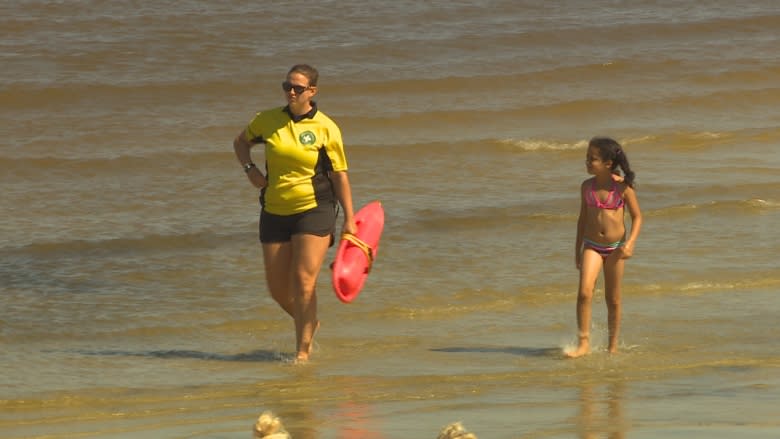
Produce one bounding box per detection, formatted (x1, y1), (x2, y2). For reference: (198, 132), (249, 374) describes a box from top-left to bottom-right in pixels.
(566, 137), (643, 358)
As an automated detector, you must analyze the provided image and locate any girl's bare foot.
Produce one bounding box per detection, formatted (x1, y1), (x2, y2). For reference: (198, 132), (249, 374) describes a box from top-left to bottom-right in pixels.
(564, 335), (590, 358)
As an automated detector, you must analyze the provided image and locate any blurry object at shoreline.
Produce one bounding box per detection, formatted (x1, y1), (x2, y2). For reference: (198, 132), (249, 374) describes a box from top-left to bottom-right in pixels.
(253, 411), (291, 439)
(437, 421), (478, 439)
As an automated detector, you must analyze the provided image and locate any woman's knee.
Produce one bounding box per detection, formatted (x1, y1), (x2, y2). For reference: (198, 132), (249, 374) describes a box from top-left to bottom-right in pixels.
(292, 270), (318, 295)
(265, 268), (287, 291)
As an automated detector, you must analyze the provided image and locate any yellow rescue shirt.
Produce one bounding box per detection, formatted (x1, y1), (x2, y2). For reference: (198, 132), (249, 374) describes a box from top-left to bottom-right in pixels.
(246, 104), (347, 215)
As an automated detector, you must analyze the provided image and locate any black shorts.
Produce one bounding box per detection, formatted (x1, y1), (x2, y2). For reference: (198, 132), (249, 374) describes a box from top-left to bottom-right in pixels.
(259, 202), (337, 244)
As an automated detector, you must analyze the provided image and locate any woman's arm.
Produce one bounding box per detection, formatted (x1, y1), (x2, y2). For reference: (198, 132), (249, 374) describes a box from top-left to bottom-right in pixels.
(330, 171), (357, 235)
(233, 129), (267, 188)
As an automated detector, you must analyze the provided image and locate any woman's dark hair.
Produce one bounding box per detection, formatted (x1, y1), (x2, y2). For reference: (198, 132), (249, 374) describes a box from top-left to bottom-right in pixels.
(589, 136), (636, 187)
(288, 64), (319, 86)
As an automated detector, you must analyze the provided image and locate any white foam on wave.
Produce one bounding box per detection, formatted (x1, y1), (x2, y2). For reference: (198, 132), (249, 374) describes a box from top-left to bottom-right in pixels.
(498, 138), (588, 152)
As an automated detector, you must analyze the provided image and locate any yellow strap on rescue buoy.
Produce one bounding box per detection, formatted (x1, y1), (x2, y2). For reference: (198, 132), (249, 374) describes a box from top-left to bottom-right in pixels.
(341, 232), (374, 273)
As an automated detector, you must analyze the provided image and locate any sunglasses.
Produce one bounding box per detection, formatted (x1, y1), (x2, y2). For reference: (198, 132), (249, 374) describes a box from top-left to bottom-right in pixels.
(282, 81), (310, 94)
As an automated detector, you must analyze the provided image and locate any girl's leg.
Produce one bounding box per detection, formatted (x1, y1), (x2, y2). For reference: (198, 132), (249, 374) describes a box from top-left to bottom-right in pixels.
(567, 248), (603, 358)
(290, 233), (331, 362)
(262, 242), (294, 317)
(603, 253), (625, 353)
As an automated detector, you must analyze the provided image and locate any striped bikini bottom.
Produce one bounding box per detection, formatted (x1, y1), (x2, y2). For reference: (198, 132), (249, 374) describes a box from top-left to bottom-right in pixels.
(583, 238), (624, 259)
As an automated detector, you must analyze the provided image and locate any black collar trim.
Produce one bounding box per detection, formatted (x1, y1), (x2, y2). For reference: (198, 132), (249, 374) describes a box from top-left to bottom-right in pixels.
(284, 102), (318, 122)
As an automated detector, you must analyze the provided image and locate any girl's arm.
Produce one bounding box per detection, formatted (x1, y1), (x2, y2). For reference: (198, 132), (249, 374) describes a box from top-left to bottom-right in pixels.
(619, 185), (642, 258)
(330, 171), (358, 236)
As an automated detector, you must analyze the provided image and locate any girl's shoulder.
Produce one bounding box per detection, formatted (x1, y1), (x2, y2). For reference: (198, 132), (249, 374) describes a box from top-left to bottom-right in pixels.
(579, 177), (593, 194)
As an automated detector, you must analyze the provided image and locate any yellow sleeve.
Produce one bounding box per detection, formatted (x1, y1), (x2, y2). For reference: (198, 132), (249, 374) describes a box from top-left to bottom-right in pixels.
(323, 117), (348, 172)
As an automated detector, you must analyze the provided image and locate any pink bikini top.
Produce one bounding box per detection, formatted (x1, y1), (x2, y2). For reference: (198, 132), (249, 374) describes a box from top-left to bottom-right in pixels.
(586, 179), (624, 210)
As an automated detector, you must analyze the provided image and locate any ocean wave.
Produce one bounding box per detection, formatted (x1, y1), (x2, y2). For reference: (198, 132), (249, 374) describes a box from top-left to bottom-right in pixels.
(318, 58), (780, 104)
(338, 86), (780, 139)
(0, 229), (249, 258)
(478, 12), (780, 52)
(408, 205), (574, 231)
(570, 273), (780, 300)
(679, 276), (780, 293)
(496, 138), (588, 152)
(648, 198), (780, 218)
(399, 196), (780, 232)
(1, 81), (218, 108)
(454, 129), (778, 155)
(3, 124), (777, 165)
(495, 127), (780, 154)
(0, 150), (238, 177)
(329, 59), (683, 95)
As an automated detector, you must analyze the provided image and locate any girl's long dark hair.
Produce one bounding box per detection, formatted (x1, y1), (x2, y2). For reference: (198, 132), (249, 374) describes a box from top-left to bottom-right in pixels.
(589, 136), (636, 188)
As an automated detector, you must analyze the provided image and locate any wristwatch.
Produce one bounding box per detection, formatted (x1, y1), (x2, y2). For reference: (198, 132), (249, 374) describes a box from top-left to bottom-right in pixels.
(243, 162), (257, 173)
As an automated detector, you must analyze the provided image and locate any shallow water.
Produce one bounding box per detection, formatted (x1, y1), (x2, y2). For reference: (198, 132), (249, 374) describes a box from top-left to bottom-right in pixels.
(2, 1), (780, 438)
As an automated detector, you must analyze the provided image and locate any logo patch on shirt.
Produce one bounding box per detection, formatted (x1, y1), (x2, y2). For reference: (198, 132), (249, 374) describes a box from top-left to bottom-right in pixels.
(299, 131), (316, 145)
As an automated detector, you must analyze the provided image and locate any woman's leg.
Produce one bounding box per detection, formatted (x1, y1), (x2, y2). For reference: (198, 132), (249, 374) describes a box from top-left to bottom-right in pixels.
(262, 242), (294, 318)
(567, 248), (603, 358)
(290, 233), (331, 361)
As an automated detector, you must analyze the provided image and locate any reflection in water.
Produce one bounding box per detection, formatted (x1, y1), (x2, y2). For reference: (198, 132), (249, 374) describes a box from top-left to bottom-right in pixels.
(577, 382), (628, 439)
(253, 366), (322, 439)
(252, 373), (386, 438)
(272, 405), (317, 439)
(335, 400), (387, 439)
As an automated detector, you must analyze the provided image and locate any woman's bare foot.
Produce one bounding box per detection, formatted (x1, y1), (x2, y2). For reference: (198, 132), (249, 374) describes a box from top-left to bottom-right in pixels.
(295, 321), (321, 363)
(309, 320), (320, 355)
